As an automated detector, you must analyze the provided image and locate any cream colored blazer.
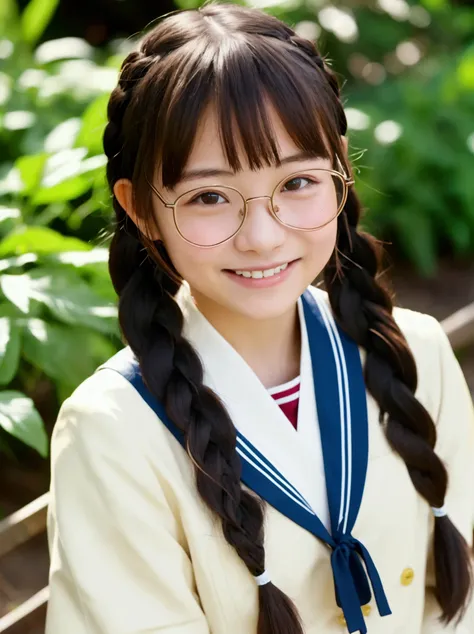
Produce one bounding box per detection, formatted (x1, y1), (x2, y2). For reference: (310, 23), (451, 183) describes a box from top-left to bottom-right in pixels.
(46, 285), (474, 633)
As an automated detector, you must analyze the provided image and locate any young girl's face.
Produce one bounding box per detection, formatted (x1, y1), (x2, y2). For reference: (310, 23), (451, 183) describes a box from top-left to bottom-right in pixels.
(152, 106), (340, 323)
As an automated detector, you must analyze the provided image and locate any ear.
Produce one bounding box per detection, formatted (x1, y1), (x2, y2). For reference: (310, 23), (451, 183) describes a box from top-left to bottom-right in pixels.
(340, 135), (349, 158)
(114, 178), (160, 241)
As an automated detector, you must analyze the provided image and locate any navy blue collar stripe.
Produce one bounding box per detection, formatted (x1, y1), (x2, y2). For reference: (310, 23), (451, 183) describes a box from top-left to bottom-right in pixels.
(100, 290), (391, 634)
(236, 436), (315, 515)
(317, 297), (353, 534)
(235, 445), (315, 515)
(316, 297), (349, 531)
(302, 291), (391, 632)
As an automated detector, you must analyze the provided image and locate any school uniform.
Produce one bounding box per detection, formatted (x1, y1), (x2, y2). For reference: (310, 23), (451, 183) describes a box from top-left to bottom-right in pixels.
(45, 284), (474, 634)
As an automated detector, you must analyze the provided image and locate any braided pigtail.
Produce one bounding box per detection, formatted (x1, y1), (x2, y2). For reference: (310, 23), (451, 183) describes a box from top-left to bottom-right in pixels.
(287, 29), (473, 622)
(325, 191), (471, 622)
(288, 34), (347, 136)
(325, 190), (473, 622)
(104, 46), (304, 634)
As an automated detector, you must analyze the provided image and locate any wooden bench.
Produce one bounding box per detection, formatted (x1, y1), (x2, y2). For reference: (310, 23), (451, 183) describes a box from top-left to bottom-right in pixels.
(0, 495), (49, 633)
(441, 301), (474, 351)
(0, 304), (473, 633)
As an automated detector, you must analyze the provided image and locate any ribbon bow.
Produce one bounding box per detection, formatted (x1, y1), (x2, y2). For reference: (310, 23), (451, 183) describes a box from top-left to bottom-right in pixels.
(331, 535), (391, 633)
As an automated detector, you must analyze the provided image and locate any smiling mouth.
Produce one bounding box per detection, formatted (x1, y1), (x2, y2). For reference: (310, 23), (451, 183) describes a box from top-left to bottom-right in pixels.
(224, 260), (298, 279)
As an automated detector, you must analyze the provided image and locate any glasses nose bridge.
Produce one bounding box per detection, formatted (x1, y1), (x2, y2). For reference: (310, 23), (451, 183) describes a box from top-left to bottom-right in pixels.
(244, 193), (274, 214)
(245, 193), (272, 204)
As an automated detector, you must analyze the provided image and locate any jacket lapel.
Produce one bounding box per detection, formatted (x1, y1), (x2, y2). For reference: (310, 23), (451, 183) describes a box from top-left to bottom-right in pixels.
(296, 295), (330, 528)
(178, 283), (327, 523)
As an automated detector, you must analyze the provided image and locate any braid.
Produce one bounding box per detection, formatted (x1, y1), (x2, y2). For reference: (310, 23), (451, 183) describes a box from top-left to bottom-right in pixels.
(109, 229), (304, 634)
(104, 37), (304, 634)
(325, 195), (473, 621)
(282, 31), (473, 620)
(103, 50), (157, 182)
(290, 33), (474, 618)
(288, 34), (347, 135)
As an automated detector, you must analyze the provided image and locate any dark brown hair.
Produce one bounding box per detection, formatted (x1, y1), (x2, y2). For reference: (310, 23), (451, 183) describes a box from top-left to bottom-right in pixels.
(103, 4), (472, 632)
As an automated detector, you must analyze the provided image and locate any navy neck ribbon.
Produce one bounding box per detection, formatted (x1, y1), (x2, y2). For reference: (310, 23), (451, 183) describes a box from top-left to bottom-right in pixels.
(101, 290), (391, 634)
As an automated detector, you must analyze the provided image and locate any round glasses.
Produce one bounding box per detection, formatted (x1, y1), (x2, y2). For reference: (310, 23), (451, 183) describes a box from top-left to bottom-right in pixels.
(148, 164), (354, 248)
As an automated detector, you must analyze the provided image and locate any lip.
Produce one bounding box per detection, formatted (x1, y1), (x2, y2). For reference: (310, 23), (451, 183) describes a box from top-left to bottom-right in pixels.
(223, 259), (299, 289)
(224, 260), (294, 273)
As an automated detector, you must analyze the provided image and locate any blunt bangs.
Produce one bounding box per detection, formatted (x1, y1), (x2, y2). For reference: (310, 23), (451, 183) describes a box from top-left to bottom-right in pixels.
(125, 8), (344, 219)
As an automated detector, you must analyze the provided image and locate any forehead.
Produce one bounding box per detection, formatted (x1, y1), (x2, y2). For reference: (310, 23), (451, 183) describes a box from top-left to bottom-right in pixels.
(186, 102), (302, 171)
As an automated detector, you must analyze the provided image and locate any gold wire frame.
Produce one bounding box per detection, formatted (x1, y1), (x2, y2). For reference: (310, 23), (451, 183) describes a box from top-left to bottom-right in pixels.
(147, 160), (355, 248)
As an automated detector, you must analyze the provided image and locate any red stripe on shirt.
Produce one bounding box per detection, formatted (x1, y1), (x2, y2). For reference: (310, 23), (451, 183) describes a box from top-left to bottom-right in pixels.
(269, 378), (300, 430)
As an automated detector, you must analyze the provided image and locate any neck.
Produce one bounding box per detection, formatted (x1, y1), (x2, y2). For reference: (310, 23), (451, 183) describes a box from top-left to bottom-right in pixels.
(191, 292), (301, 388)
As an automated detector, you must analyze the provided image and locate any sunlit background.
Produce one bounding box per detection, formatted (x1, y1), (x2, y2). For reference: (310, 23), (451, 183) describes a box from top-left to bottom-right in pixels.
(0, 0), (473, 628)
(0, 0), (473, 437)
(0, 0), (473, 446)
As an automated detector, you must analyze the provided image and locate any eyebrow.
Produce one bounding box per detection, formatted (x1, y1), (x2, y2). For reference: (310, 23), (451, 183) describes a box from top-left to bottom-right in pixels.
(178, 150), (324, 183)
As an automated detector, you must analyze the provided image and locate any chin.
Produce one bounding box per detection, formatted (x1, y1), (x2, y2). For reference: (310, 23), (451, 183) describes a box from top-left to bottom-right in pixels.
(225, 288), (302, 321)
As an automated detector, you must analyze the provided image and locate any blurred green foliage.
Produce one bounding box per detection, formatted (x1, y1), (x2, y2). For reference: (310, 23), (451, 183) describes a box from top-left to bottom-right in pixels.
(0, 0), (125, 455)
(0, 0), (473, 454)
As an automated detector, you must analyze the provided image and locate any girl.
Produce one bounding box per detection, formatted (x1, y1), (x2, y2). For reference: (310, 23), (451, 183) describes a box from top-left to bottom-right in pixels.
(45, 4), (474, 633)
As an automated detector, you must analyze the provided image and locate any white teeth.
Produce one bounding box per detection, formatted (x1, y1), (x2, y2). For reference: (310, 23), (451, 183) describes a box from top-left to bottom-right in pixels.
(234, 262), (289, 279)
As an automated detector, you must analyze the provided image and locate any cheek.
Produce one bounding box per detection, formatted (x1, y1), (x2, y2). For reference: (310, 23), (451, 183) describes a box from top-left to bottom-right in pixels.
(159, 220), (224, 281)
(305, 218), (338, 266)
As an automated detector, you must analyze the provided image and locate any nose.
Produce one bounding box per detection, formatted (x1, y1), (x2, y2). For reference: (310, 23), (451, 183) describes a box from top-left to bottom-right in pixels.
(234, 196), (286, 254)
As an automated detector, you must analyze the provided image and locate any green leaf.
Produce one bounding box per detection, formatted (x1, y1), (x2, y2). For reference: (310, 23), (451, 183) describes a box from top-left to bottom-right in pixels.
(0, 0), (19, 36)
(0, 207), (21, 223)
(0, 274), (33, 313)
(458, 47), (474, 91)
(0, 318), (22, 386)
(32, 175), (91, 204)
(52, 248), (109, 267)
(21, 0), (60, 45)
(0, 167), (23, 196)
(37, 268), (118, 333)
(33, 202), (69, 226)
(0, 72), (12, 107)
(15, 153), (48, 194)
(76, 94), (109, 155)
(0, 253), (38, 274)
(0, 268), (117, 333)
(0, 390), (48, 456)
(0, 226), (90, 257)
(23, 318), (116, 390)
(420, 0), (447, 10)
(0, 206), (21, 236)
(0, 302), (28, 320)
(30, 148), (92, 204)
(44, 118), (81, 152)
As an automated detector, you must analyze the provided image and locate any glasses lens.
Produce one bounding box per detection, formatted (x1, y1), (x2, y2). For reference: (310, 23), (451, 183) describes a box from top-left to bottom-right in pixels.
(272, 170), (345, 230)
(175, 187), (245, 246)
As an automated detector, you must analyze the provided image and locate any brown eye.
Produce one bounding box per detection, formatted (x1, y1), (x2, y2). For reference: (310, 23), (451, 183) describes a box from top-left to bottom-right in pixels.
(282, 176), (313, 192)
(191, 191), (228, 205)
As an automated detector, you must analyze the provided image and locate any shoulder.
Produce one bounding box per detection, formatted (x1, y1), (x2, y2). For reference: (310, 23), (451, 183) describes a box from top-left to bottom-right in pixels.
(305, 285), (451, 417)
(56, 350), (144, 426)
(51, 350), (172, 463)
(306, 284), (445, 360)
